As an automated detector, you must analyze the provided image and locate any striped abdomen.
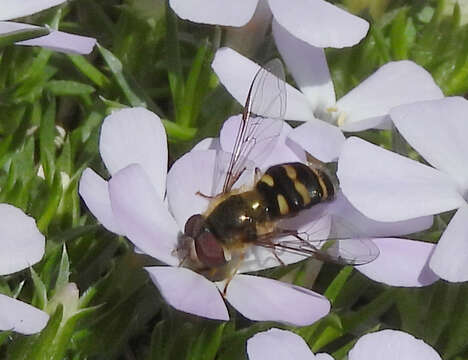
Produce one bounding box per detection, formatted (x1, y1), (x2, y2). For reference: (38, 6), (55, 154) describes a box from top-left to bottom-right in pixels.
(255, 162), (335, 219)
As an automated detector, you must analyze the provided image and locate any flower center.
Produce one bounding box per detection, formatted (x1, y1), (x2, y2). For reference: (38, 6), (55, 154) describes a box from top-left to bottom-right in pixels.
(314, 106), (346, 127)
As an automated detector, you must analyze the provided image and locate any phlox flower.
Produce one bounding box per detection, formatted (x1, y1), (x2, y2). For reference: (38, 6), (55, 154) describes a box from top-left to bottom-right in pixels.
(79, 107), (332, 325)
(338, 97), (468, 283)
(80, 107), (437, 328)
(205, 119), (438, 288)
(0, 204), (49, 335)
(247, 328), (441, 360)
(212, 39), (442, 160)
(213, 46), (442, 287)
(1, 0), (96, 54)
(169, 0), (369, 49)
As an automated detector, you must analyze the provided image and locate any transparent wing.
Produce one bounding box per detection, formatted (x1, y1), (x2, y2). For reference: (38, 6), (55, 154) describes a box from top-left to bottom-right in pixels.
(255, 215), (380, 266)
(220, 59), (287, 194)
(272, 237), (380, 266)
(211, 150), (255, 196)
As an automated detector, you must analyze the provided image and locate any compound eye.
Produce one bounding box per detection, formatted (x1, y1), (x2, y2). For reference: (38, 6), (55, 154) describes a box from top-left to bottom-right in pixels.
(184, 214), (204, 238)
(195, 232), (227, 268)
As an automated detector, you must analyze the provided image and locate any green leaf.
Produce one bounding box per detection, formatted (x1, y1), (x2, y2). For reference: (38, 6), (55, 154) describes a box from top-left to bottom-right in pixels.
(67, 54), (110, 88)
(45, 80), (95, 96)
(55, 246), (71, 294)
(324, 266), (353, 305)
(49, 306), (96, 360)
(0, 278), (12, 297)
(390, 9), (409, 59)
(370, 26), (391, 63)
(179, 41), (210, 127)
(396, 286), (437, 339)
(442, 284), (468, 358)
(56, 136), (72, 179)
(217, 322), (274, 360)
(31, 267), (48, 310)
(424, 282), (460, 345)
(98, 44), (146, 107)
(39, 97), (56, 186)
(332, 323), (381, 360)
(305, 314), (344, 352)
(37, 172), (63, 233)
(162, 119), (197, 141)
(189, 323), (225, 360)
(78, 286), (98, 309)
(148, 319), (178, 360)
(165, 4), (184, 122)
(20, 48), (53, 82)
(47, 224), (100, 244)
(26, 305), (63, 360)
(0, 331), (12, 348)
(341, 288), (395, 333)
(0, 28), (50, 48)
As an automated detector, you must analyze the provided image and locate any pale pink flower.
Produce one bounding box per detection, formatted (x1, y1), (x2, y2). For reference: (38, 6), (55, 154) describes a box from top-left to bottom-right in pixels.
(0, 204), (49, 334)
(169, 0), (369, 49)
(1, 0), (96, 54)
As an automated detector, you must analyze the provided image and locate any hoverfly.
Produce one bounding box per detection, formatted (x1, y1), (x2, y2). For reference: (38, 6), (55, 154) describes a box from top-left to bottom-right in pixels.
(178, 59), (379, 286)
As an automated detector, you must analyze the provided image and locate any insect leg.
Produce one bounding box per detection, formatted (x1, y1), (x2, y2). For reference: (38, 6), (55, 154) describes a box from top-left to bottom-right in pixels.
(222, 252), (245, 297)
(195, 190), (215, 199)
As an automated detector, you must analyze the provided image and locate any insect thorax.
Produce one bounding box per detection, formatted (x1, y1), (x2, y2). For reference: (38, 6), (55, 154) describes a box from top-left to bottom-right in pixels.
(204, 190), (269, 246)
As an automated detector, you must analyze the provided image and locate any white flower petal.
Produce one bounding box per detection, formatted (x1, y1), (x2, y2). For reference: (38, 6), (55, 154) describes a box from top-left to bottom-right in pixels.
(356, 238), (438, 287)
(288, 120), (345, 162)
(316, 354), (334, 360)
(272, 20), (335, 110)
(109, 164), (179, 265)
(0, 294), (49, 335)
(0, 22), (96, 54)
(261, 122), (307, 168)
(169, 0), (259, 27)
(247, 328), (317, 360)
(146, 266), (229, 321)
(224, 274), (330, 326)
(191, 137), (221, 152)
(336, 61), (443, 131)
(0, 204), (44, 275)
(79, 168), (124, 235)
(100, 107), (168, 199)
(430, 205), (468, 282)
(0, 0), (66, 20)
(269, 0), (369, 48)
(349, 330), (442, 360)
(212, 47), (314, 121)
(391, 97), (468, 194)
(338, 137), (465, 222)
(167, 150), (216, 229)
(327, 192), (434, 238)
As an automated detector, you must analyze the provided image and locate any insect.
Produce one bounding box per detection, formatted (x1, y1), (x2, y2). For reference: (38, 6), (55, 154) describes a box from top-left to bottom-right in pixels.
(179, 59), (379, 285)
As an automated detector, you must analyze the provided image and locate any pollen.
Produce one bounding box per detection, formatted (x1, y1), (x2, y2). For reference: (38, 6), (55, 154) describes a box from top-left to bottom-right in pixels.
(277, 194), (289, 215)
(337, 112), (347, 127)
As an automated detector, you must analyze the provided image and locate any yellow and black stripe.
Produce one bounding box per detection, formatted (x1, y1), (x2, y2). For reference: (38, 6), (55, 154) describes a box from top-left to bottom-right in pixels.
(256, 162), (334, 219)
